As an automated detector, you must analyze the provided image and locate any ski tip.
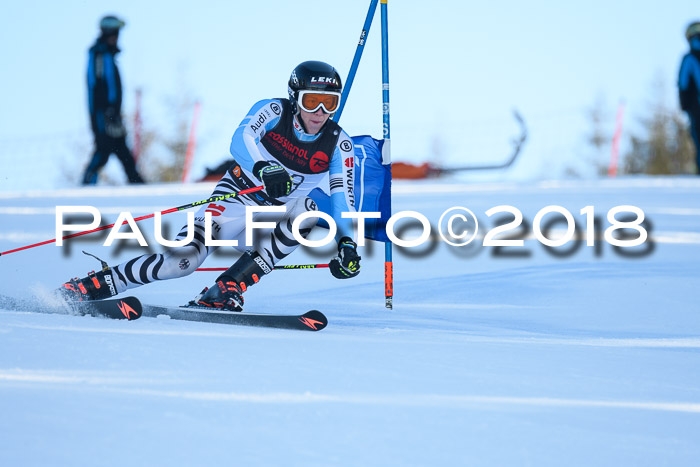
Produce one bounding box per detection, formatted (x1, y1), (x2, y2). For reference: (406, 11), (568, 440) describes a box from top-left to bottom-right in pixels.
(298, 310), (328, 331)
(64, 296), (143, 320)
(117, 297), (143, 320)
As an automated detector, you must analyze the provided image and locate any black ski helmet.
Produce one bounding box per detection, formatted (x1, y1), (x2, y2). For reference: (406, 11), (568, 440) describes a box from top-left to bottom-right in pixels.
(687, 21), (700, 41)
(288, 61), (342, 114)
(100, 15), (125, 36)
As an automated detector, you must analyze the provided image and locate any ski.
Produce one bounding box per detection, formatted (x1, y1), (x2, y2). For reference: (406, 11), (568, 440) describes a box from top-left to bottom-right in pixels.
(141, 304), (328, 331)
(0, 294), (326, 331)
(0, 294), (142, 321)
(73, 296), (143, 320)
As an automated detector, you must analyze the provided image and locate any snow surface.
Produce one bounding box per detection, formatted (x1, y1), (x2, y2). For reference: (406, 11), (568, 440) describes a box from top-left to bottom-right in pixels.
(1, 177), (700, 466)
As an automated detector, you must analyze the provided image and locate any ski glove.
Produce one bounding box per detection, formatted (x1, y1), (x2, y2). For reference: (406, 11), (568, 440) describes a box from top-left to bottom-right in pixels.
(253, 161), (293, 199)
(329, 237), (361, 279)
(103, 107), (126, 138)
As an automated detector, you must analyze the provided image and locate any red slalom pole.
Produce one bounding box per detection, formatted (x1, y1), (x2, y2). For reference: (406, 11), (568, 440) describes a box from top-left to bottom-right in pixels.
(133, 88), (142, 161)
(182, 101), (201, 183)
(0, 185), (264, 257)
(608, 101), (625, 177)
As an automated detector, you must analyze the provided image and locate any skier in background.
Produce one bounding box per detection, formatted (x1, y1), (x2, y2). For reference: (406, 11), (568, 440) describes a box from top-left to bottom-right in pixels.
(83, 15), (144, 185)
(679, 21), (700, 174)
(60, 61), (360, 311)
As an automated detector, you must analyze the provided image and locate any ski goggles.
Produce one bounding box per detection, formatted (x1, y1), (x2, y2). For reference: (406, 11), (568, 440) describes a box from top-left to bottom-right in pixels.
(298, 90), (341, 114)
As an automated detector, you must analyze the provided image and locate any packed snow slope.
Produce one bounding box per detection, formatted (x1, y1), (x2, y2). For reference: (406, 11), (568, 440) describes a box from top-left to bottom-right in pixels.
(1, 177), (700, 466)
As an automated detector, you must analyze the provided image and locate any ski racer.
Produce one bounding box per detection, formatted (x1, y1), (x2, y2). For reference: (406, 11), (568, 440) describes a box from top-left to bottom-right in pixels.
(59, 61), (360, 311)
(679, 21), (700, 174)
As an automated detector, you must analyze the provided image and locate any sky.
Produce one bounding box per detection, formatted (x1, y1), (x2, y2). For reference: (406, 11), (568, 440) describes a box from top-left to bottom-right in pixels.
(0, 0), (697, 187)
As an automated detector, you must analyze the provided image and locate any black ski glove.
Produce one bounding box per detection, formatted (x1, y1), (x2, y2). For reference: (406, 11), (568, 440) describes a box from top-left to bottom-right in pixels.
(103, 107), (126, 138)
(253, 161), (293, 199)
(329, 237), (361, 279)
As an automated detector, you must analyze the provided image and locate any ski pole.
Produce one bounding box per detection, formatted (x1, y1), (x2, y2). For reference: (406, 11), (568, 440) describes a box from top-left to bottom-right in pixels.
(333, 0), (379, 122)
(0, 186), (264, 257)
(196, 263), (329, 272)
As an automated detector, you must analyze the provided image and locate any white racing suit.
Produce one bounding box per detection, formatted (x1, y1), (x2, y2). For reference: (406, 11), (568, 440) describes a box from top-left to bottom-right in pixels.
(110, 98), (356, 294)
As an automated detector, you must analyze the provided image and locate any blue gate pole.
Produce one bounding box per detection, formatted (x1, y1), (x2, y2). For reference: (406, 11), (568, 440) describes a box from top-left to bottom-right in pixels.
(333, 0), (379, 123)
(381, 0), (393, 309)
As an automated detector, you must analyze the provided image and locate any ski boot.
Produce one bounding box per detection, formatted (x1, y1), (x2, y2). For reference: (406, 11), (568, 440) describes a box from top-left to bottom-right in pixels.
(190, 281), (245, 311)
(190, 251), (272, 312)
(57, 251), (119, 302)
(58, 269), (118, 302)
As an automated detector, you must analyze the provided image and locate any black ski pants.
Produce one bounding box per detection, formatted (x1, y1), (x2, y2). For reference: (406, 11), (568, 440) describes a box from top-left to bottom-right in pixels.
(82, 132), (144, 185)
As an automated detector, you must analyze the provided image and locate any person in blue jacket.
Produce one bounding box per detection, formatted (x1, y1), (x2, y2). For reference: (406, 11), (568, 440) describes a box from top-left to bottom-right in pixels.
(83, 15), (144, 185)
(679, 21), (700, 174)
(60, 61), (360, 312)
